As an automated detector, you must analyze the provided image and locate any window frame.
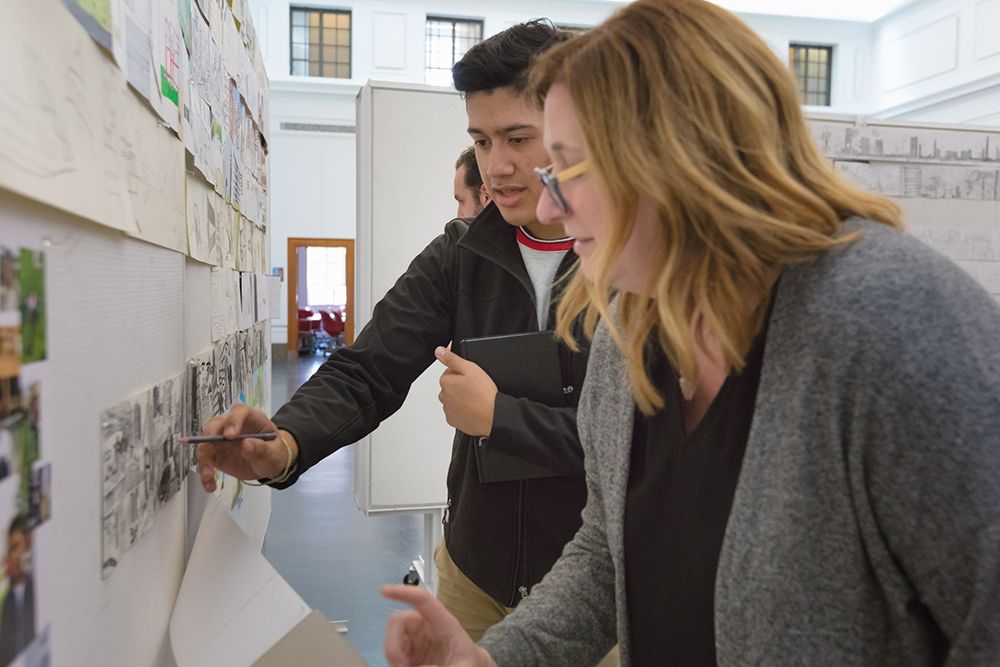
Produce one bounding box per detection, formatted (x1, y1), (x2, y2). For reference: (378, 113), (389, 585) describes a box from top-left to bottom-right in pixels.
(289, 6), (352, 79)
(788, 43), (834, 107)
(424, 15), (484, 86)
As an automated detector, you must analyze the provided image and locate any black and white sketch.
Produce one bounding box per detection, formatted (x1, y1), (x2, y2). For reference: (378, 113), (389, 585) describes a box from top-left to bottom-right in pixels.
(100, 372), (186, 578)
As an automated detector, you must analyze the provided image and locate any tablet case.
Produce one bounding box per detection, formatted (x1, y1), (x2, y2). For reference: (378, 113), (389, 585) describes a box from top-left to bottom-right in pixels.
(460, 331), (565, 483)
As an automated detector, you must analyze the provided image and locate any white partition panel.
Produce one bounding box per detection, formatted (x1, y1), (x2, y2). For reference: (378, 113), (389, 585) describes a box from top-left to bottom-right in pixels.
(354, 81), (470, 513)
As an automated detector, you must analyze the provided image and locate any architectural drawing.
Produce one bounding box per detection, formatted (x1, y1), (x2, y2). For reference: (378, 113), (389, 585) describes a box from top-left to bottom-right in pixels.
(100, 372), (186, 578)
(809, 117), (1000, 298)
(812, 121), (1000, 164)
(835, 162), (1000, 201)
(212, 337), (236, 417)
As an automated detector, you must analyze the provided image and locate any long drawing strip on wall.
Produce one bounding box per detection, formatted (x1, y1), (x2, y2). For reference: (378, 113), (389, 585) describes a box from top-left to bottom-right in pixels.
(811, 119), (1000, 298)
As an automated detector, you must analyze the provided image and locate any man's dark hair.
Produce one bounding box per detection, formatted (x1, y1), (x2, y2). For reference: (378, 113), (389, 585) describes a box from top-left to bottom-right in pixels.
(452, 19), (569, 96)
(455, 147), (483, 190)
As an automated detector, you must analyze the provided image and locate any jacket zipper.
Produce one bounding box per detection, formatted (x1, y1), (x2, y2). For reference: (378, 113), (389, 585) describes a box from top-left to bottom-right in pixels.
(507, 480), (525, 607)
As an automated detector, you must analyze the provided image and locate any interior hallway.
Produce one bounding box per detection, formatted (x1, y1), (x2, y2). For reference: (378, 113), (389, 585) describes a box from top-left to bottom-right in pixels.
(265, 348), (423, 666)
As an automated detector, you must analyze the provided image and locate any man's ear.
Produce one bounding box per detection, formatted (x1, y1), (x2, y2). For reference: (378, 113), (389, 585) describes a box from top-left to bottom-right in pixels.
(479, 184), (490, 207)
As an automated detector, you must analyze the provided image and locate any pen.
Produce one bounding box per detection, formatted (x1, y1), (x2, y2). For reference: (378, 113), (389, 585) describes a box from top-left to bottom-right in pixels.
(178, 432), (279, 444)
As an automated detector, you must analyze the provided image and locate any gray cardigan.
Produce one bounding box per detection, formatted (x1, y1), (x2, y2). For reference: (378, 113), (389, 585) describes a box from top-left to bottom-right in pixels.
(480, 218), (1000, 666)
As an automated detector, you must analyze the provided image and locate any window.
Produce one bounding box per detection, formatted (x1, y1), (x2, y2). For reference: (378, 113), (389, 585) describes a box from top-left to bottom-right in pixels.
(425, 16), (484, 87)
(290, 7), (351, 79)
(305, 247), (348, 307)
(789, 44), (832, 106)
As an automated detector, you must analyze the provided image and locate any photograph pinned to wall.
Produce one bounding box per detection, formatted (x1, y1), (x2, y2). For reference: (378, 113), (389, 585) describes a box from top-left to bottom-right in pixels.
(0, 507), (49, 667)
(12, 383), (40, 516)
(0, 248), (18, 315)
(0, 329), (22, 484)
(18, 250), (45, 364)
(29, 461), (52, 527)
(0, 376), (50, 665)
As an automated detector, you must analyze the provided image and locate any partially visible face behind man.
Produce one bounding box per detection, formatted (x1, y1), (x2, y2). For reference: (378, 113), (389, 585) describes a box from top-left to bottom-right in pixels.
(453, 165), (484, 218)
(466, 87), (566, 240)
(537, 82), (661, 294)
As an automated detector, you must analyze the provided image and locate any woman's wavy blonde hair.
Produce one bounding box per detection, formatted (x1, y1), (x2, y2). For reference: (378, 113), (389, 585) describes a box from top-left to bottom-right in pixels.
(530, 0), (902, 414)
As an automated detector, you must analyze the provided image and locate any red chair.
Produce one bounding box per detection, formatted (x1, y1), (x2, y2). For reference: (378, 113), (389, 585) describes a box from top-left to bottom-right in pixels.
(297, 308), (322, 353)
(319, 309), (345, 352)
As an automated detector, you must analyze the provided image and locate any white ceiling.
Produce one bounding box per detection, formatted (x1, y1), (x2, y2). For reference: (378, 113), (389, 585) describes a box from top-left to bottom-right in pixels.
(706, 0), (924, 22)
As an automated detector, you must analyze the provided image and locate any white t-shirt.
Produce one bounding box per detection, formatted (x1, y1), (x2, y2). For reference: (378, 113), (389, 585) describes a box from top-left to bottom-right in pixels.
(515, 227), (573, 329)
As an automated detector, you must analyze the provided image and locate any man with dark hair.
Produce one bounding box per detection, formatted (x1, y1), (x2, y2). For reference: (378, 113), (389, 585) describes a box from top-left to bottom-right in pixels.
(197, 20), (592, 641)
(454, 146), (489, 218)
(0, 514), (34, 666)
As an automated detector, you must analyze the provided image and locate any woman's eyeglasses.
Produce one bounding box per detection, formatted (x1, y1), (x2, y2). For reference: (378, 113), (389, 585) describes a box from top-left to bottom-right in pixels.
(533, 159), (592, 214)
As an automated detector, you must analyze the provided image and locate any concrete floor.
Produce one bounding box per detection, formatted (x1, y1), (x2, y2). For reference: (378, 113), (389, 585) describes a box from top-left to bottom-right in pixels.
(265, 348), (423, 666)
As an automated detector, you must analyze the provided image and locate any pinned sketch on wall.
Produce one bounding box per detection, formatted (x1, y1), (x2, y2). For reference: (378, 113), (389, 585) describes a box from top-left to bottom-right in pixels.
(18, 250), (46, 365)
(63, 0), (114, 53)
(0, 1), (136, 235)
(811, 122), (1000, 164)
(239, 273), (255, 331)
(122, 0), (154, 101)
(100, 372), (186, 578)
(218, 206), (237, 270)
(212, 337), (236, 416)
(186, 172), (219, 265)
(210, 268), (241, 340)
(255, 274), (269, 324)
(120, 81), (187, 254)
(151, 0), (186, 132)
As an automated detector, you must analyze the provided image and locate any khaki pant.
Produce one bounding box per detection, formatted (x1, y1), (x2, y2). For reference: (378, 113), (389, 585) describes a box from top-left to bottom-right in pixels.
(434, 540), (621, 666)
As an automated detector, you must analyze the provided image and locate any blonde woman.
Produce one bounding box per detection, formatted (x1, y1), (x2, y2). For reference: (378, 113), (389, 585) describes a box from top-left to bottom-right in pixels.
(383, 1), (1000, 665)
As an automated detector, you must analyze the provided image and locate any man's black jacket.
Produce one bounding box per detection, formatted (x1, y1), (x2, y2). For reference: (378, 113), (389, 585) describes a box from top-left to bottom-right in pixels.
(271, 203), (589, 607)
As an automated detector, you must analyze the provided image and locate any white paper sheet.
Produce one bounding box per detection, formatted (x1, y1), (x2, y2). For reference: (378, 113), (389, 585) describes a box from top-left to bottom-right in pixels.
(169, 496), (311, 667)
(265, 276), (281, 320)
(122, 0), (154, 101)
(0, 0), (136, 234)
(122, 89), (188, 253)
(150, 0), (185, 132)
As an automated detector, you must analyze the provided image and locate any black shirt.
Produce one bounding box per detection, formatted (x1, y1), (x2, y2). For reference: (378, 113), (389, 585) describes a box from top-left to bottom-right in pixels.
(625, 328), (767, 666)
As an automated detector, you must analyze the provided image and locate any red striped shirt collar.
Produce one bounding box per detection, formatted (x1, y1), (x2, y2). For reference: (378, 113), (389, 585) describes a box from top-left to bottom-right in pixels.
(516, 226), (574, 252)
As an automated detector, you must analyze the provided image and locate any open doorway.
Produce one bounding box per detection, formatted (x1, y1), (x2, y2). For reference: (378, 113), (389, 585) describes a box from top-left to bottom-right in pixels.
(287, 238), (355, 354)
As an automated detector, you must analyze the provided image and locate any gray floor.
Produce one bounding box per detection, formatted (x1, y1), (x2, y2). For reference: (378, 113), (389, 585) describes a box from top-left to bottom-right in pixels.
(265, 348), (423, 666)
